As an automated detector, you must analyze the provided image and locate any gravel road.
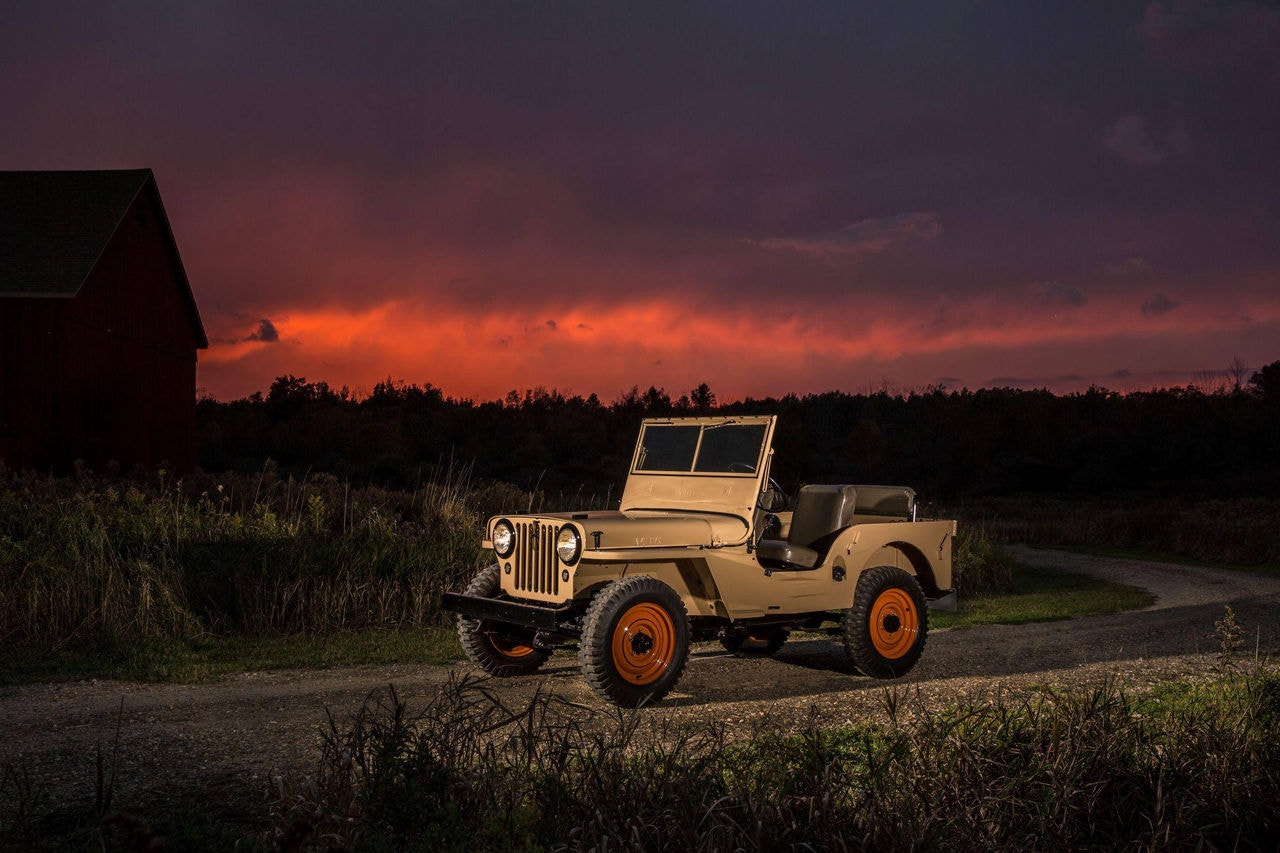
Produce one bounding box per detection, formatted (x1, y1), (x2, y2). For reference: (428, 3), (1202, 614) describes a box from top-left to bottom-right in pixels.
(3, 548), (1279, 817)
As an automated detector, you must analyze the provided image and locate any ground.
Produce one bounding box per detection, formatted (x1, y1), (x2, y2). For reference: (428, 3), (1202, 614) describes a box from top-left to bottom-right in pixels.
(3, 548), (1279, 822)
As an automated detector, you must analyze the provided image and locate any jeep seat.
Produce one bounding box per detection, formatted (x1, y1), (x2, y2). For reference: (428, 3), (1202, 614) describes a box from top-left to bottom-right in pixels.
(756, 484), (857, 568)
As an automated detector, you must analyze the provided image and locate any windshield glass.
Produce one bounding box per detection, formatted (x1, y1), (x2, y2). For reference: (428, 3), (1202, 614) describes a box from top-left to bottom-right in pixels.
(635, 422), (767, 474)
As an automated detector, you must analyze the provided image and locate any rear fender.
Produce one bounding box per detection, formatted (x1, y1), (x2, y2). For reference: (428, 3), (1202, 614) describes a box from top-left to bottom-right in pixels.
(828, 520), (954, 597)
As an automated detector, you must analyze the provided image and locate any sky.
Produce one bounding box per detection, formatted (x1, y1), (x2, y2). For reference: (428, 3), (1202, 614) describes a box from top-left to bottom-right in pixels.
(3, 1), (1278, 402)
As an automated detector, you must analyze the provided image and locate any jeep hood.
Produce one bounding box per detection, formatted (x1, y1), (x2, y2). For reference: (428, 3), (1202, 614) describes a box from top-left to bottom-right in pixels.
(541, 510), (745, 552)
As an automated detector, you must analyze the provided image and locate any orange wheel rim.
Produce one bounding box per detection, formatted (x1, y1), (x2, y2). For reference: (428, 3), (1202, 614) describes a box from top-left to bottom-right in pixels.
(869, 588), (918, 659)
(485, 625), (537, 658)
(611, 602), (676, 685)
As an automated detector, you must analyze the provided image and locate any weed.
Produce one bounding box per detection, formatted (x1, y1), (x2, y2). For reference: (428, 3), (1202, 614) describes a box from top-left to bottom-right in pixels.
(1214, 605), (1244, 671)
(0, 466), (519, 651)
(962, 496), (1280, 570)
(262, 667), (1280, 851)
(950, 522), (1015, 596)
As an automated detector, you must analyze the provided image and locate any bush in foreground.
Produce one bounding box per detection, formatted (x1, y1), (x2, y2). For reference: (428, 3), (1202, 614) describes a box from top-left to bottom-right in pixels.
(266, 669), (1280, 851)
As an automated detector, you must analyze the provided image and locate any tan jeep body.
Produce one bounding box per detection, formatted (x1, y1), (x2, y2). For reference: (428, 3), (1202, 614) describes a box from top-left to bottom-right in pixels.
(444, 415), (956, 706)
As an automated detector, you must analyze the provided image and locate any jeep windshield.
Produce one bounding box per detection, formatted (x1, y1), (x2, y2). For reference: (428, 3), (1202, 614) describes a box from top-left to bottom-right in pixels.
(634, 420), (769, 474)
(621, 416), (776, 543)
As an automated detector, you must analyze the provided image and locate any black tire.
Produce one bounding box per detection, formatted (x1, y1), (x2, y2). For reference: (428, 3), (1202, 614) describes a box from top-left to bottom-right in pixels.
(457, 564), (550, 677)
(579, 576), (691, 708)
(720, 627), (789, 656)
(843, 565), (928, 679)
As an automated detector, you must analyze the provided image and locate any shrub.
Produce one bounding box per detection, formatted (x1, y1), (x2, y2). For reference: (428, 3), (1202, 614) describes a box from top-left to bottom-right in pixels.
(0, 466), (523, 647)
(950, 522), (1015, 596)
(266, 668), (1280, 851)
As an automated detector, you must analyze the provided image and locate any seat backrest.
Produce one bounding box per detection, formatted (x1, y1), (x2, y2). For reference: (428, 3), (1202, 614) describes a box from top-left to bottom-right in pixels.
(853, 485), (917, 517)
(788, 485), (857, 547)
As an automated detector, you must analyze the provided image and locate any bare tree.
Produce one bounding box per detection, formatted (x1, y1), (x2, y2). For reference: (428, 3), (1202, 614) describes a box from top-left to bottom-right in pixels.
(1227, 355), (1250, 394)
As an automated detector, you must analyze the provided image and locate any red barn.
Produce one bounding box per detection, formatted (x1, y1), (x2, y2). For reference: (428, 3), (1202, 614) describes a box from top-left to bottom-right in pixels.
(0, 169), (207, 473)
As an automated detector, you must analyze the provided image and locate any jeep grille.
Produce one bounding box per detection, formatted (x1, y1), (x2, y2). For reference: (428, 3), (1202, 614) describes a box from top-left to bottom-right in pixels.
(513, 520), (561, 597)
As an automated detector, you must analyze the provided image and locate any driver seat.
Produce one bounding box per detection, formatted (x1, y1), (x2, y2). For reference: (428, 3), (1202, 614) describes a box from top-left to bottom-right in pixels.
(756, 484), (857, 569)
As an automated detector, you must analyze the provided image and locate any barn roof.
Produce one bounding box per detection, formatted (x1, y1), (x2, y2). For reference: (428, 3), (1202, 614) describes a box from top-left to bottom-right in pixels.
(0, 168), (207, 348)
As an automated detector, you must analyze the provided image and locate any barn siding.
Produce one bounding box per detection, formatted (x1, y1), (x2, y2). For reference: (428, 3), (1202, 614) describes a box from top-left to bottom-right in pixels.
(0, 180), (201, 473)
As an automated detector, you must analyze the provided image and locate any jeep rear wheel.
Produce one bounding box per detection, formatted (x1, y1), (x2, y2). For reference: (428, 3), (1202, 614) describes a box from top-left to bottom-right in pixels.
(457, 564), (550, 677)
(580, 576), (690, 707)
(844, 565), (928, 678)
(720, 627), (789, 656)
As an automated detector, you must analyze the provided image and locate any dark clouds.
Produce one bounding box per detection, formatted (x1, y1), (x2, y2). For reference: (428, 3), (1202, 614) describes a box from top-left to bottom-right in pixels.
(753, 212), (941, 261)
(246, 319), (279, 343)
(1142, 293), (1181, 316)
(1, 1), (1278, 399)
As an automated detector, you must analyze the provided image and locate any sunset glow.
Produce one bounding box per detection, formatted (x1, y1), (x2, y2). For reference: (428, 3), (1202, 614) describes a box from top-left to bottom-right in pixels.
(4, 3), (1277, 402)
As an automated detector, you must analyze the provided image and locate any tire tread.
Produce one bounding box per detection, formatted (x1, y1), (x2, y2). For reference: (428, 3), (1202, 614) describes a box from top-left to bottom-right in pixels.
(579, 575), (691, 707)
(843, 565), (928, 678)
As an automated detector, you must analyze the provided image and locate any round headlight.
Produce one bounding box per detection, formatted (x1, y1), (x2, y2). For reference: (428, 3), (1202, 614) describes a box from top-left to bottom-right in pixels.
(556, 526), (581, 565)
(492, 520), (515, 557)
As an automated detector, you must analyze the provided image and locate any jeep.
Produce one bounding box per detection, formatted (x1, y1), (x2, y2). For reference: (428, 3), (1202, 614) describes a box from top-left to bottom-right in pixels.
(443, 415), (956, 707)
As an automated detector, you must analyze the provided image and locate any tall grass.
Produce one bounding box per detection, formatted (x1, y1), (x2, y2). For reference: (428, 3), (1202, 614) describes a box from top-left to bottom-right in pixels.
(1, 466), (1021, 651)
(966, 496), (1280, 567)
(0, 464), (521, 647)
(950, 522), (1016, 595)
(265, 667), (1280, 851)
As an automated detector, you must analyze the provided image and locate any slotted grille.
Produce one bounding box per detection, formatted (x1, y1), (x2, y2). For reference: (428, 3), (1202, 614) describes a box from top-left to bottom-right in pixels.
(512, 520), (560, 597)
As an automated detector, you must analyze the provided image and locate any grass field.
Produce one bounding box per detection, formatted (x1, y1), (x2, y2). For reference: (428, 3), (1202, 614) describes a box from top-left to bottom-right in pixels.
(1, 560), (1151, 684)
(3, 473), (1267, 850)
(0, 469), (1030, 683)
(963, 495), (1280, 569)
(933, 561), (1155, 630)
(0, 469), (1159, 685)
(2, 627), (462, 685)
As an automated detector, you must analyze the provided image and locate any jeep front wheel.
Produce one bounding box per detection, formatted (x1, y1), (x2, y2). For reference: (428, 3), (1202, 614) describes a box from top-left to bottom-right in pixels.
(580, 576), (691, 707)
(457, 564), (550, 677)
(844, 565), (928, 678)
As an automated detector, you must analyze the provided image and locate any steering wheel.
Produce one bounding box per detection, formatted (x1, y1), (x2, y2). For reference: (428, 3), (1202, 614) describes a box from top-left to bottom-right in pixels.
(728, 463), (787, 511)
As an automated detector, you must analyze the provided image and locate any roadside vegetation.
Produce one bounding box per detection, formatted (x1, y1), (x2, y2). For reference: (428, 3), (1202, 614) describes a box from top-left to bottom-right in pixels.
(0, 465), (498, 683)
(8, 659), (1274, 851)
(936, 521), (1154, 629)
(262, 665), (1280, 851)
(0, 467), (1137, 685)
(964, 496), (1280, 571)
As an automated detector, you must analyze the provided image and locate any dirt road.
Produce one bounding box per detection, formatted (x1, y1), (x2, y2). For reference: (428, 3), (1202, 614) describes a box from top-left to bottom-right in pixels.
(3, 548), (1279, 815)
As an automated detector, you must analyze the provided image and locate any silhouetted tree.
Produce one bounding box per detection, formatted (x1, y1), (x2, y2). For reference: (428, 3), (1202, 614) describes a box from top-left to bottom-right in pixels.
(1249, 361), (1280, 400)
(196, 363), (1280, 499)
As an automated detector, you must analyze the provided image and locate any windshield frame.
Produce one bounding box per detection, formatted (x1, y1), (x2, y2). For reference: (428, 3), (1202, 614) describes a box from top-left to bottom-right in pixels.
(620, 415), (777, 545)
(630, 419), (769, 477)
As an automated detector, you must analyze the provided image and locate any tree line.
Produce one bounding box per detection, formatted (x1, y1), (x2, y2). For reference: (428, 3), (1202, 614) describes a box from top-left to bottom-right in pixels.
(196, 361), (1280, 501)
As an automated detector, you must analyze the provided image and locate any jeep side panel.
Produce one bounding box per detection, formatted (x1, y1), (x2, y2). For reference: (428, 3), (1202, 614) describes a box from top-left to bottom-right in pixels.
(706, 519), (954, 619)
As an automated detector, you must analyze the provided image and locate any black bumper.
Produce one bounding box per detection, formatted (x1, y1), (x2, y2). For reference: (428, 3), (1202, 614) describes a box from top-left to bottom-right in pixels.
(442, 592), (576, 632)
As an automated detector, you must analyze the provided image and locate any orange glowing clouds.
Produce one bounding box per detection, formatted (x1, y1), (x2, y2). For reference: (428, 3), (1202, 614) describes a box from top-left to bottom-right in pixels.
(196, 284), (1280, 402)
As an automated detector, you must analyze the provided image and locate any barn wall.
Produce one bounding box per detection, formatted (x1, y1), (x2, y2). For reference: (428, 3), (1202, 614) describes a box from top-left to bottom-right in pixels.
(0, 184), (200, 473)
(0, 298), (62, 470)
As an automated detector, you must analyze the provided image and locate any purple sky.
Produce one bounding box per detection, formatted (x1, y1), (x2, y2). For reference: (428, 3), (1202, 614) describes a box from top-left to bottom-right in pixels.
(3, 2), (1278, 400)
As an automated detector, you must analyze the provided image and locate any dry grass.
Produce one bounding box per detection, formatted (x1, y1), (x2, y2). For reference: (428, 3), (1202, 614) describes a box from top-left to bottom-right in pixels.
(964, 496), (1280, 568)
(261, 666), (1280, 851)
(1, 469), (1020, 654)
(0, 464), (521, 647)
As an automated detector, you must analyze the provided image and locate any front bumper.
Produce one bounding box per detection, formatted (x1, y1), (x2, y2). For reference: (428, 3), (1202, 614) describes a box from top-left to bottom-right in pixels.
(442, 592), (578, 632)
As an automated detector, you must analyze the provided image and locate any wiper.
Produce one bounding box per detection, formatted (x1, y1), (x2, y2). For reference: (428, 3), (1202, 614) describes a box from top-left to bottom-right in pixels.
(702, 419), (739, 431)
